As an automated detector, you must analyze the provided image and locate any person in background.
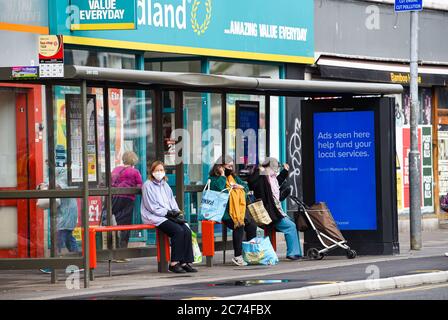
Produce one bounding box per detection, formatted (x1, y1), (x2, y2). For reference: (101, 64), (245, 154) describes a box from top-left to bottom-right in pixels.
(208, 155), (257, 266)
(247, 157), (302, 260)
(141, 161), (197, 274)
(110, 151), (143, 262)
(55, 167), (80, 254)
(38, 167), (79, 273)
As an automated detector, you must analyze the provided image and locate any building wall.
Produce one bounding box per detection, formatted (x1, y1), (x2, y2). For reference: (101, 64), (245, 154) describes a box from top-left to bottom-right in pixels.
(315, 0), (448, 63)
(0, 0), (49, 67)
(314, 0), (448, 225)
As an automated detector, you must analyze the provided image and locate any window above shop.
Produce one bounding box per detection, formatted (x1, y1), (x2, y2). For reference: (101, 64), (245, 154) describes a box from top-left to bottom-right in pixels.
(64, 49), (136, 70)
(210, 61), (280, 79)
(145, 60), (201, 73)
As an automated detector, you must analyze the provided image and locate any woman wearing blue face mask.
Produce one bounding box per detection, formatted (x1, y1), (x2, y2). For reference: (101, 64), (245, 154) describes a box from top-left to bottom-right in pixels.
(141, 161), (197, 273)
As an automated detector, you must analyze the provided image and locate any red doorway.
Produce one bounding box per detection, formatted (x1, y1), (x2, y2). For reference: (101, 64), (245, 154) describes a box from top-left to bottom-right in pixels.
(0, 84), (44, 258)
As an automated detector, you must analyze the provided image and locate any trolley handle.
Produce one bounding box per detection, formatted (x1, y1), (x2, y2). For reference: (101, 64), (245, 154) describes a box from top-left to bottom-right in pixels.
(290, 195), (309, 210)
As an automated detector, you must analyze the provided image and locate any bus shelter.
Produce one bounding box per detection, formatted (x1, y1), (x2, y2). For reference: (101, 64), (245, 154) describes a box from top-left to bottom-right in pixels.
(0, 65), (403, 288)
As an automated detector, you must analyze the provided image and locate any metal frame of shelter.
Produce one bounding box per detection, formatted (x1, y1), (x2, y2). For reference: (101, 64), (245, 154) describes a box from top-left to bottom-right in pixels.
(0, 65), (403, 288)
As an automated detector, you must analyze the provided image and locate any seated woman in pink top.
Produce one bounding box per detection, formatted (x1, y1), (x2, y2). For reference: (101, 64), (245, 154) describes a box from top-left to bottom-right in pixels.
(111, 151), (143, 252)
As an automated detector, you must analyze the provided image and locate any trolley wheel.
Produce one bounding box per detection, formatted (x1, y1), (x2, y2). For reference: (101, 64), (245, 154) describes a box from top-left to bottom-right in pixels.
(307, 248), (324, 260)
(346, 249), (357, 259)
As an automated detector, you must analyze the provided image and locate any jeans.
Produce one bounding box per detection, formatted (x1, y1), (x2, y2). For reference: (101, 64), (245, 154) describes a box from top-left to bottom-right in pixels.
(57, 229), (79, 254)
(274, 216), (302, 257)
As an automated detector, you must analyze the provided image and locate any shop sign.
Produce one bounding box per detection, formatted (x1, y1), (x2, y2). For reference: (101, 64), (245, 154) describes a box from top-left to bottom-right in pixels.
(400, 126), (433, 211)
(69, 0), (136, 30)
(53, 0), (315, 64)
(390, 72), (422, 84)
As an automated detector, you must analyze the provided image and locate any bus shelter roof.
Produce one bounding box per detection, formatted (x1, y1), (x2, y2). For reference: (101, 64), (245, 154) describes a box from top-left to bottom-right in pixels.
(0, 65), (403, 97)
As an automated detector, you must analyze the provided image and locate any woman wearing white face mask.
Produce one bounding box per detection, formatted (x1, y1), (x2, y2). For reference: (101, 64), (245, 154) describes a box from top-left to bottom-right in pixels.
(141, 161), (197, 273)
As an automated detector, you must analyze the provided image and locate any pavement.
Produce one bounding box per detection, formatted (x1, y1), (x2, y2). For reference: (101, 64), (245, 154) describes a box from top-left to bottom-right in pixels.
(0, 229), (447, 300)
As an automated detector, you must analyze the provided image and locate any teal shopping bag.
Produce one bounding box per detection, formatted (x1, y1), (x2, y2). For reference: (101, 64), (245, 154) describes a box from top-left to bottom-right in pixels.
(242, 237), (279, 266)
(198, 180), (230, 222)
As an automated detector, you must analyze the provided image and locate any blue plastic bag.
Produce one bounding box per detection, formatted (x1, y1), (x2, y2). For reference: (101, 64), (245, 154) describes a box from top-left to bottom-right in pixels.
(242, 237), (279, 266)
(198, 180), (230, 222)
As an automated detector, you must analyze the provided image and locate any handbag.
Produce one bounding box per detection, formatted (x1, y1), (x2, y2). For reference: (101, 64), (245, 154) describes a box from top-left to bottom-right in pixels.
(247, 193), (272, 226)
(166, 210), (186, 225)
(198, 179), (231, 222)
(242, 236), (279, 266)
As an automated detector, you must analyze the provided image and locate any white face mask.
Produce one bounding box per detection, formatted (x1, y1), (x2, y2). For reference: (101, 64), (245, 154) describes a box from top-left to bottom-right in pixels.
(153, 172), (165, 181)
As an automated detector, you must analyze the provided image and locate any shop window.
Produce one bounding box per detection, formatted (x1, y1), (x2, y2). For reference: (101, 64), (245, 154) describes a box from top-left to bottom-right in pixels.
(145, 60), (201, 73)
(210, 61), (280, 79)
(65, 49), (136, 69)
(0, 90), (17, 188)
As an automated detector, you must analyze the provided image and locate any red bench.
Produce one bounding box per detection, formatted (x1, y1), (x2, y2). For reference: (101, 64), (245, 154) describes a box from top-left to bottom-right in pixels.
(201, 220), (277, 267)
(86, 224), (171, 276)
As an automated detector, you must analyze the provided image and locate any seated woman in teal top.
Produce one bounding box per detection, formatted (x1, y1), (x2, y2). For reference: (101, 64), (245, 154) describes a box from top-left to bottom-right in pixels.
(208, 155), (257, 266)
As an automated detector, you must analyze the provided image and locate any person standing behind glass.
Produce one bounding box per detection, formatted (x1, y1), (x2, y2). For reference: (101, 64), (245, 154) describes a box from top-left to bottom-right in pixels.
(38, 167), (79, 273)
(141, 161), (197, 274)
(111, 151), (143, 259)
(54, 167), (79, 254)
(208, 155), (257, 266)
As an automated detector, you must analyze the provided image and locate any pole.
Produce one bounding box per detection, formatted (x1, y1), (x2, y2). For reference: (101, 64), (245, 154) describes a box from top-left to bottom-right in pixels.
(81, 80), (91, 287)
(409, 10), (422, 250)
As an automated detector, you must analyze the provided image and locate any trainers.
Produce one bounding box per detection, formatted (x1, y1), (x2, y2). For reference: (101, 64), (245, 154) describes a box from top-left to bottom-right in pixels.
(445, 252), (448, 257)
(232, 256), (248, 266)
(286, 255), (300, 261)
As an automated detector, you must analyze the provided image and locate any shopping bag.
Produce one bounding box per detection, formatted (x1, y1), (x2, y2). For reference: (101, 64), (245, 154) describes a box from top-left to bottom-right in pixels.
(247, 197), (272, 226)
(242, 237), (279, 266)
(198, 180), (230, 222)
(191, 231), (203, 264)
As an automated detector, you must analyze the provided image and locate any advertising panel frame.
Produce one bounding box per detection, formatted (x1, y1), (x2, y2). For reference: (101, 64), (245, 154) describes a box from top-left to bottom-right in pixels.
(302, 97), (399, 255)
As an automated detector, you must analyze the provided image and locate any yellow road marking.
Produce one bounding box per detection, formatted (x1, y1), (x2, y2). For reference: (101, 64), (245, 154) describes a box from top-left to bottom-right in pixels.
(326, 282), (448, 300)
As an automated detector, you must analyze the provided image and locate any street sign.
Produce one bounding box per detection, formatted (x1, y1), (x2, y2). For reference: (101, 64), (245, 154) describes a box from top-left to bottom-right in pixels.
(395, 0), (423, 12)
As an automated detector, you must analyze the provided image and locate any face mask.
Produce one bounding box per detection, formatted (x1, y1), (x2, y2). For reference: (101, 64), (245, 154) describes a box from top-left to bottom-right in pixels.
(153, 172), (165, 181)
(224, 168), (233, 176)
(269, 168), (278, 177)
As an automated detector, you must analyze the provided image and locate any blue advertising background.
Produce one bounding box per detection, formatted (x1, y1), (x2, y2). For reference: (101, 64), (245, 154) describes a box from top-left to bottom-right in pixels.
(313, 111), (377, 231)
(49, 0), (314, 63)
